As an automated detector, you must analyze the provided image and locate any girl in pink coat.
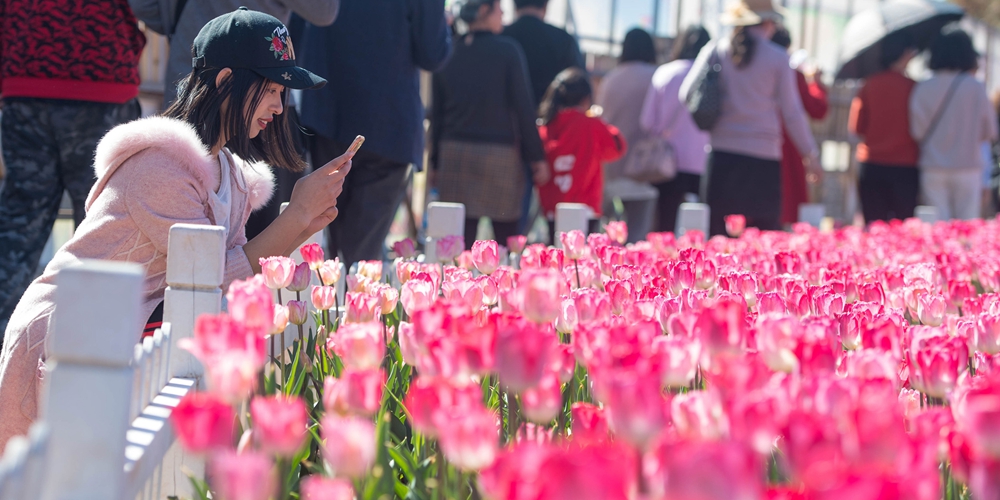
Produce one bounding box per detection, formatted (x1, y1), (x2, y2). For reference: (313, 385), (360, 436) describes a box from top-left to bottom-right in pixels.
(0, 8), (353, 448)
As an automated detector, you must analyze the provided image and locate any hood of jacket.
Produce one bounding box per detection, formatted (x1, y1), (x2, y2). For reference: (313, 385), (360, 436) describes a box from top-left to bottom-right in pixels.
(86, 115), (275, 212)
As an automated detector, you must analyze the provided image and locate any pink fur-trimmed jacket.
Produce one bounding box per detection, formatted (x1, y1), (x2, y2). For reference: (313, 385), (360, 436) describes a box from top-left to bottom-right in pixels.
(0, 116), (275, 448)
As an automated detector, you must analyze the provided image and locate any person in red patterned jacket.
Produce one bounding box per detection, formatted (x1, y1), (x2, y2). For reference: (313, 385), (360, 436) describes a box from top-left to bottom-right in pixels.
(0, 0), (145, 342)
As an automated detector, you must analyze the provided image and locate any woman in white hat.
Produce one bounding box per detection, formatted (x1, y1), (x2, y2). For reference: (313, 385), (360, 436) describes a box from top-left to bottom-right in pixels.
(680, 0), (819, 236)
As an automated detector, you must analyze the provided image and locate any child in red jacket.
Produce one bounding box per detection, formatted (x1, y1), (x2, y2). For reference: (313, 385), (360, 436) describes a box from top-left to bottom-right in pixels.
(538, 68), (626, 239)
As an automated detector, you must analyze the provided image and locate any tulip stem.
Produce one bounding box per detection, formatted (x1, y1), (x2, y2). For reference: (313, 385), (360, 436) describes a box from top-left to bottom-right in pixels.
(573, 259), (581, 289)
(506, 389), (519, 442)
(436, 447), (446, 500)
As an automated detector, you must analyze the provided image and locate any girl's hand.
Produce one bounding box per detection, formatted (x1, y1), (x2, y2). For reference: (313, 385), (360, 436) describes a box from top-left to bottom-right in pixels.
(531, 160), (551, 186)
(286, 152), (353, 228)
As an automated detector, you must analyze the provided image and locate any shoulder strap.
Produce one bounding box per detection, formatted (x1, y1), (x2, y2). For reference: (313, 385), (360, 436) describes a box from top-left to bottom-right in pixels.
(921, 75), (965, 146)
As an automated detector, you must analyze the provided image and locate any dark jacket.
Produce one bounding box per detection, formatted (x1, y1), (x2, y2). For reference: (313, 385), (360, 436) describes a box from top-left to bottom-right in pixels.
(502, 15), (583, 106)
(430, 32), (545, 168)
(0, 0), (146, 103)
(296, 0), (452, 167)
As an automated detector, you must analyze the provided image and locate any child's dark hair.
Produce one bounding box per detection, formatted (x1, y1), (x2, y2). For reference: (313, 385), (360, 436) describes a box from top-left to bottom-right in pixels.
(880, 30), (916, 70)
(165, 67), (305, 172)
(538, 68), (592, 125)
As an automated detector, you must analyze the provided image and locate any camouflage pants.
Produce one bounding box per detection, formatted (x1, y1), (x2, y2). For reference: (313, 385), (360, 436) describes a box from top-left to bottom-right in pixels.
(0, 98), (141, 342)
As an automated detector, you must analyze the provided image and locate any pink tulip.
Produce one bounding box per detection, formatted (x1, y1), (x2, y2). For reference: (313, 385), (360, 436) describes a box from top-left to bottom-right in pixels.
(271, 304), (289, 335)
(396, 260), (420, 285)
(404, 376), (485, 436)
(671, 389), (730, 441)
(250, 396), (308, 457)
(320, 415), (376, 479)
(755, 315), (801, 373)
(209, 451), (276, 500)
(356, 260), (383, 281)
(258, 256), (296, 290)
(476, 275), (500, 306)
(494, 314), (557, 392)
(520, 373), (562, 424)
(725, 214), (746, 237)
(907, 328), (968, 398)
(519, 269), (564, 324)
(437, 406), (499, 470)
(917, 293), (947, 327)
(311, 285), (337, 311)
(436, 234), (464, 262)
(645, 439), (762, 500)
(560, 230), (587, 260)
(442, 279), (485, 313)
(345, 274), (372, 294)
(979, 312), (1000, 355)
(300, 476), (354, 500)
(392, 238), (417, 259)
(507, 235), (527, 254)
(318, 259), (342, 286)
(207, 352), (260, 403)
(323, 369), (384, 417)
(605, 221), (628, 244)
(600, 367), (669, 450)
(226, 275), (274, 337)
(179, 313), (266, 368)
(374, 284), (399, 316)
(952, 376), (1000, 459)
(344, 291), (380, 323)
(555, 298), (578, 334)
(287, 300), (309, 326)
(287, 262), (312, 292)
(456, 250), (476, 270)
(472, 240), (500, 275)
(652, 335), (701, 387)
(300, 242), (324, 270)
(171, 392), (234, 454)
(401, 277), (436, 315)
(327, 321), (385, 370)
(571, 402), (610, 445)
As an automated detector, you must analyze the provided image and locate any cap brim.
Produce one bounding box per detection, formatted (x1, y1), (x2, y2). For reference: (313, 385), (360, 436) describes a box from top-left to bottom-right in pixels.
(254, 65), (327, 90)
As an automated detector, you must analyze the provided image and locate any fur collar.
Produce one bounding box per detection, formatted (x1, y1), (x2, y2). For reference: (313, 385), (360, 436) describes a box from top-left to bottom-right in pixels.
(87, 115), (275, 211)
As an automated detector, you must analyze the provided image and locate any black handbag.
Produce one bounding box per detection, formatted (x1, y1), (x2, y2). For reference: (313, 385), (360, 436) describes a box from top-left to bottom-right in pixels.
(685, 44), (724, 132)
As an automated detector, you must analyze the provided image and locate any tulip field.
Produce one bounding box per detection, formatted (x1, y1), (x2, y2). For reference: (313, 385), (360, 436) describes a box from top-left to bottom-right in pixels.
(171, 216), (1000, 500)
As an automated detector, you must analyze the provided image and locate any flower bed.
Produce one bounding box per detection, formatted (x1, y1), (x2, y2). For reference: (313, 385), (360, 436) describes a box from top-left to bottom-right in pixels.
(171, 218), (1000, 500)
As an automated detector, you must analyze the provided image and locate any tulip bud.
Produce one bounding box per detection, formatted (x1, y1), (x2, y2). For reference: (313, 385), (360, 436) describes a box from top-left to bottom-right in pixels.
(321, 415), (376, 479)
(271, 304), (289, 335)
(375, 284), (400, 316)
(605, 221), (628, 245)
(300, 242), (325, 270)
(392, 238), (417, 259)
(725, 214), (746, 237)
(506, 235), (527, 254)
(301, 477), (354, 500)
(318, 259), (342, 286)
(287, 300), (309, 326)
(472, 240), (500, 275)
(287, 262), (312, 292)
(323, 369), (384, 417)
(259, 256), (296, 290)
(250, 395), (308, 457)
(171, 392), (235, 454)
(559, 230), (586, 260)
(209, 451), (276, 500)
(520, 373), (562, 424)
(436, 235), (464, 263)
(311, 285), (337, 311)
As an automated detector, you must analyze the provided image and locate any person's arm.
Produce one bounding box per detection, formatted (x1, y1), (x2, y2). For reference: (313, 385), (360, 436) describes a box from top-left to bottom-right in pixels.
(797, 71), (829, 120)
(848, 84), (867, 137)
(982, 84), (999, 143)
(639, 73), (662, 134)
(409, 0), (453, 72)
(777, 63), (819, 160)
(279, 0), (339, 26)
(599, 122), (627, 162)
(128, 0), (172, 35)
(909, 81), (932, 142)
(508, 44), (549, 184)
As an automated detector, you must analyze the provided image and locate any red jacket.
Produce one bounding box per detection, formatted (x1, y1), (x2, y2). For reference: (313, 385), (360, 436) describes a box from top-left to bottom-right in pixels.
(0, 0), (145, 103)
(538, 108), (626, 219)
(780, 71), (828, 224)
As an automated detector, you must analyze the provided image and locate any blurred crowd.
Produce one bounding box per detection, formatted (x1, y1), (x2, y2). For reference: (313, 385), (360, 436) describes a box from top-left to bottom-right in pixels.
(1, 0), (999, 332)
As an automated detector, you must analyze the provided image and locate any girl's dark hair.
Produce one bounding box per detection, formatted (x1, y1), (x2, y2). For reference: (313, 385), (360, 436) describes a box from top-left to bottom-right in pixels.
(538, 68), (592, 125)
(771, 27), (792, 50)
(731, 26), (757, 69)
(457, 0), (498, 24)
(929, 25), (979, 73)
(879, 30), (916, 70)
(620, 28), (657, 64)
(669, 25), (711, 62)
(165, 68), (305, 172)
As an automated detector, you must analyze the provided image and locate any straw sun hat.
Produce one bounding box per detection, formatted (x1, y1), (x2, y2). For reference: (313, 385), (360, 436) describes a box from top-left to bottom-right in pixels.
(720, 0), (786, 26)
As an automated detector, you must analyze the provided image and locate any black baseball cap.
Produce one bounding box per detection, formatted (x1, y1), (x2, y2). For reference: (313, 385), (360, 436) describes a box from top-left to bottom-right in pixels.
(192, 7), (326, 90)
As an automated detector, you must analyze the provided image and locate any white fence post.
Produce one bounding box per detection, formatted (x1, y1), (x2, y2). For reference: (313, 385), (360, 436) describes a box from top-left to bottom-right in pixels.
(164, 224), (225, 380)
(424, 202), (465, 262)
(676, 203), (710, 237)
(40, 261), (144, 500)
(554, 203), (591, 247)
(915, 205), (938, 224)
(798, 203), (826, 228)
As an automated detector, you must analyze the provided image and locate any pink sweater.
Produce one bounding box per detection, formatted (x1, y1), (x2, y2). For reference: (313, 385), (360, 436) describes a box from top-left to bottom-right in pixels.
(0, 116), (275, 448)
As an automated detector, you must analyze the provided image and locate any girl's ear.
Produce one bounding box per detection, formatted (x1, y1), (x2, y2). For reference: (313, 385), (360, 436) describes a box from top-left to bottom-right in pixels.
(215, 68), (233, 88)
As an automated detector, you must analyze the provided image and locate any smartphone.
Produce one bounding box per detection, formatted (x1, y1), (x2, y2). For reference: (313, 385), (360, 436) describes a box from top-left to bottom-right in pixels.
(347, 135), (365, 155)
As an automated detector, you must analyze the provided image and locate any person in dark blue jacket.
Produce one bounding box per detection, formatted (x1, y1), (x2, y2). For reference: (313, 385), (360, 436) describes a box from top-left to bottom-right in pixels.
(296, 0), (452, 266)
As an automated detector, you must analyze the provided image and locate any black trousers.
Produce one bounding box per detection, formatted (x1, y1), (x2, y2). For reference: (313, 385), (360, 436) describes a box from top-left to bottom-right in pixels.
(857, 163), (919, 224)
(0, 97), (140, 339)
(309, 135), (410, 267)
(704, 150), (781, 236)
(654, 172), (702, 233)
(464, 218), (520, 250)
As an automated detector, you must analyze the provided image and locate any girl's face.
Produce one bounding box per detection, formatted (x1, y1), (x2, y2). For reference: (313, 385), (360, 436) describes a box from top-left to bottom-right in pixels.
(249, 80), (285, 139)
